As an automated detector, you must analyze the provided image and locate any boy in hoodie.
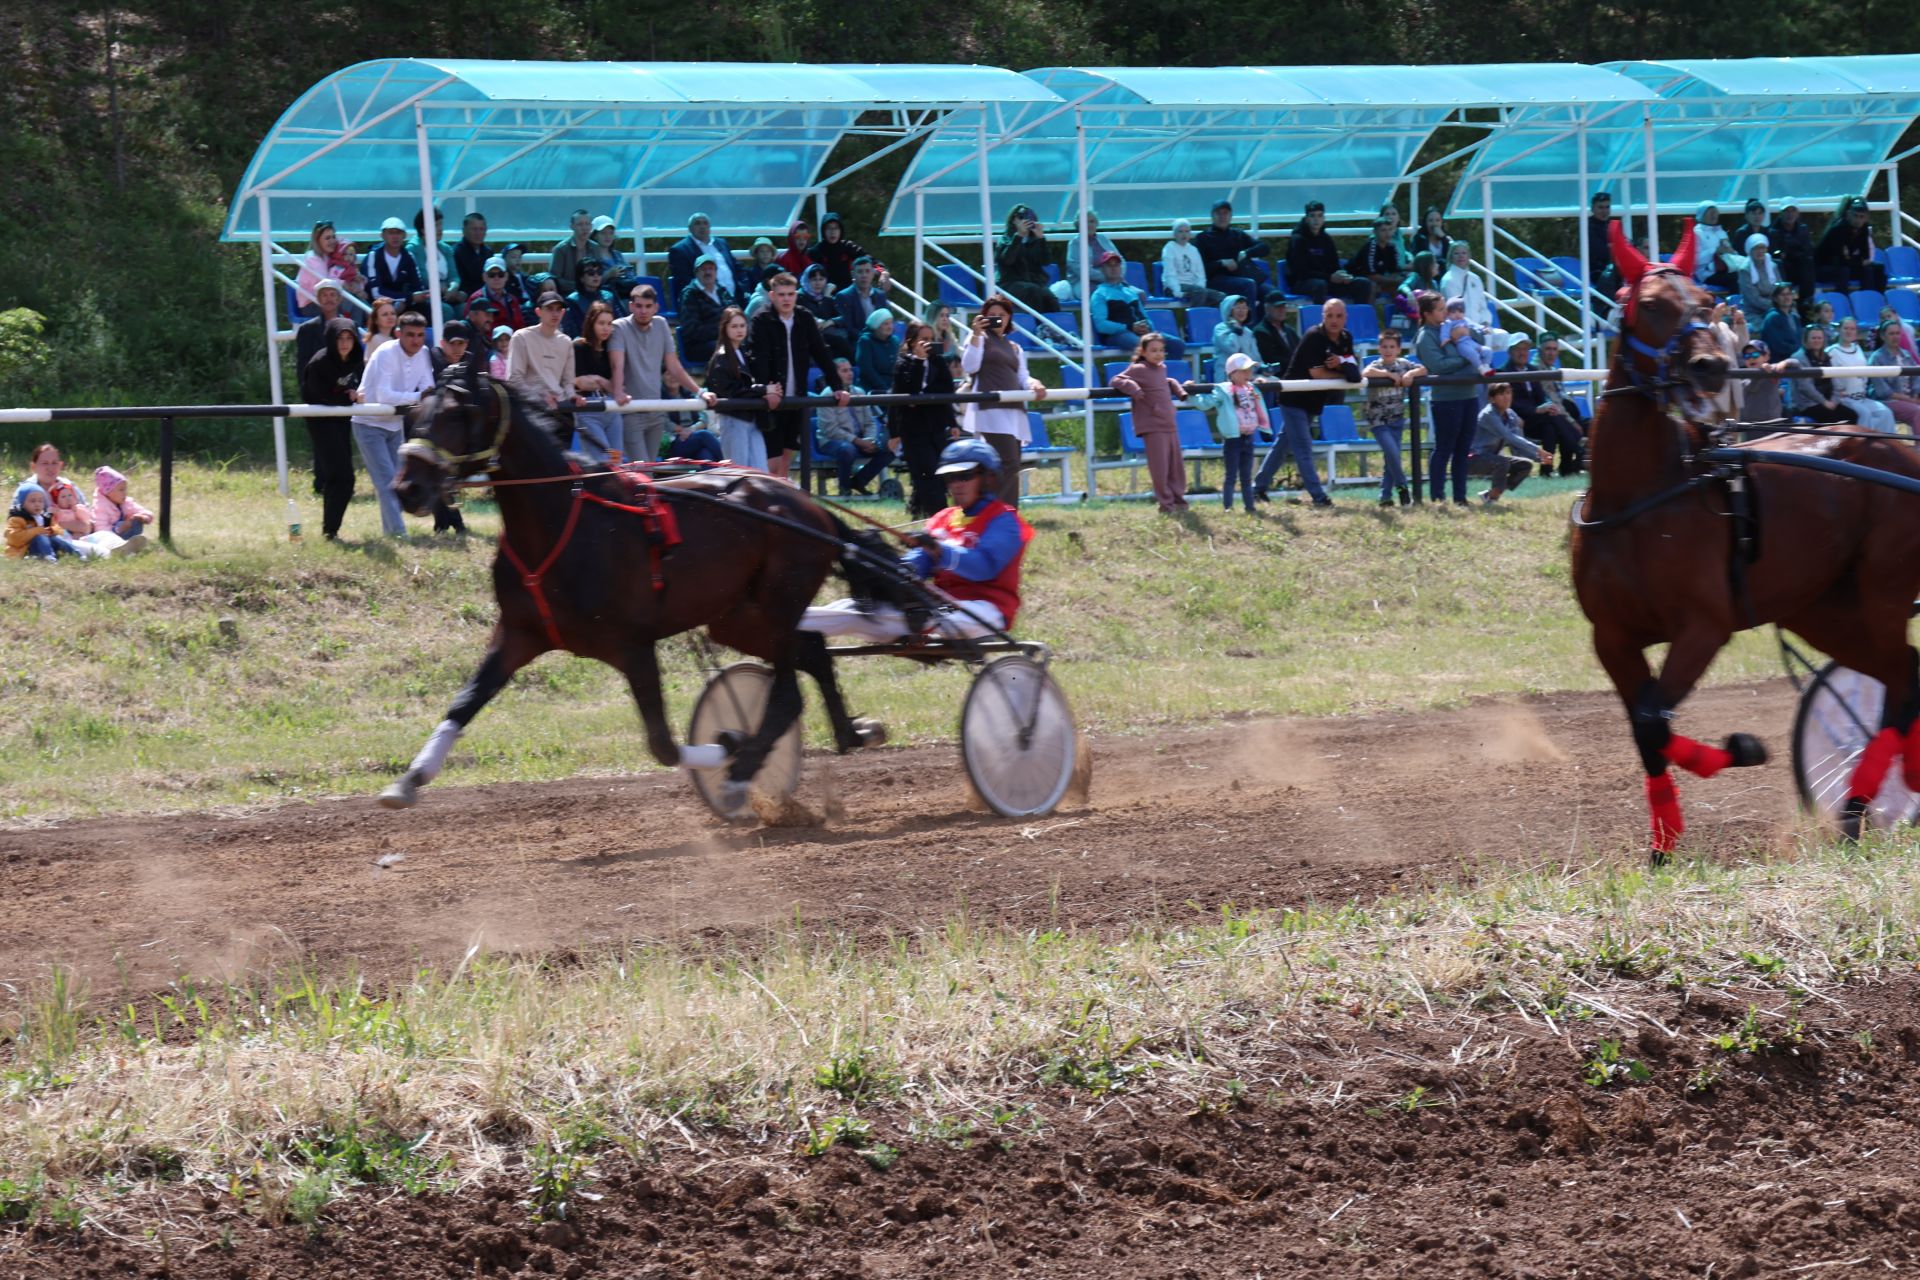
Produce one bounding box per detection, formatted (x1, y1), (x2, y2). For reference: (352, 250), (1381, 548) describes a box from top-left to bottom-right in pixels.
(810, 213), (864, 290)
(1160, 220), (1222, 307)
(1090, 253), (1185, 356)
(776, 221), (815, 277)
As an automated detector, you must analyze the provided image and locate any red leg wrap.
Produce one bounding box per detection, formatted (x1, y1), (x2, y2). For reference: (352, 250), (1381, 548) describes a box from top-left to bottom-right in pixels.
(1646, 772), (1683, 854)
(1848, 727), (1904, 803)
(1662, 734), (1734, 780)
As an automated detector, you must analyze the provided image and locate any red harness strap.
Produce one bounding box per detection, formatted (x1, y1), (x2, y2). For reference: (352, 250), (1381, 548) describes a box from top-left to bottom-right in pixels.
(497, 487), (589, 650)
(587, 467), (682, 590)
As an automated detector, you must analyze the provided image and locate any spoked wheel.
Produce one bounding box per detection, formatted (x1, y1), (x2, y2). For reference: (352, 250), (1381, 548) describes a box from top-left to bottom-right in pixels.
(1791, 661), (1917, 830)
(686, 661), (803, 821)
(959, 656), (1078, 818)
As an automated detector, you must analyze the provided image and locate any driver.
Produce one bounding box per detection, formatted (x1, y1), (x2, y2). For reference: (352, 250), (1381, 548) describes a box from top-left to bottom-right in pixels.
(802, 438), (1033, 642)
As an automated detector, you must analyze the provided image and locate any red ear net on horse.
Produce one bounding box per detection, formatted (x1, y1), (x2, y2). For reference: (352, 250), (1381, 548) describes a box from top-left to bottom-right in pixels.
(1666, 219), (1699, 281)
(1609, 218), (1649, 288)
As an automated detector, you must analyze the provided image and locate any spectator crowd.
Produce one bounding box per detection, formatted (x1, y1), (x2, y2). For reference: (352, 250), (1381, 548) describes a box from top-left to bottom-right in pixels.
(242, 189), (1920, 538)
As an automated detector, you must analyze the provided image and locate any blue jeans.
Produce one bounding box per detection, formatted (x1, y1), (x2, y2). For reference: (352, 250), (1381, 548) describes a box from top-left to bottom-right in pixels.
(819, 438), (895, 493)
(716, 415), (768, 471)
(1220, 435), (1256, 510)
(572, 410), (619, 463)
(112, 518), (145, 539)
(662, 428), (724, 463)
(1254, 405), (1328, 503)
(351, 423), (407, 536)
(24, 533), (83, 560)
(1372, 422), (1407, 499)
(1428, 399), (1478, 504)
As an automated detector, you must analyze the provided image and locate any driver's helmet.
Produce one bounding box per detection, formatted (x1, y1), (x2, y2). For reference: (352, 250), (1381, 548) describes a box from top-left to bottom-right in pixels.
(935, 436), (1001, 476)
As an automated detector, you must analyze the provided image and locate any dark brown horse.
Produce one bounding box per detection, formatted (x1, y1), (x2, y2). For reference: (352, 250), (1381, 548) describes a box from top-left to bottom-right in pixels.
(378, 375), (886, 813)
(1573, 221), (1920, 859)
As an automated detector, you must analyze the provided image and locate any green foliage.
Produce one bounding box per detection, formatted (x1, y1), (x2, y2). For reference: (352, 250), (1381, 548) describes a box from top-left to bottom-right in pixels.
(526, 1120), (603, 1222)
(1580, 1039), (1650, 1088)
(813, 1047), (896, 1100)
(800, 1115), (899, 1169)
(290, 1122), (448, 1196)
(1038, 998), (1146, 1095)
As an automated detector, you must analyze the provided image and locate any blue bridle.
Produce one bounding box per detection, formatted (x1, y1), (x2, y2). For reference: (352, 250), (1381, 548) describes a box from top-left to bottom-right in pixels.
(1615, 267), (1715, 415)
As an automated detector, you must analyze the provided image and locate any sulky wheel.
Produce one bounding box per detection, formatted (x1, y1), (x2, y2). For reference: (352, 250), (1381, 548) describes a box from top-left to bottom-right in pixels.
(959, 656), (1078, 818)
(686, 661), (803, 821)
(1791, 661), (1917, 831)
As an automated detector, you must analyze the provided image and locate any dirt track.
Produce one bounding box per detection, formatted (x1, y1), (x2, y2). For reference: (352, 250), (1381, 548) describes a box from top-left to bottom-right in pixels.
(0, 679), (1805, 998)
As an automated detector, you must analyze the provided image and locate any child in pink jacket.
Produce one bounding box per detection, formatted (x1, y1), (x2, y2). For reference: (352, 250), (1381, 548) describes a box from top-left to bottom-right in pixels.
(92, 466), (154, 544)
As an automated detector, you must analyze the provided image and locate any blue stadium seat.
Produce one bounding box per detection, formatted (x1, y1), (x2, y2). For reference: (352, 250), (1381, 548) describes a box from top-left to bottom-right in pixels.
(1165, 358), (1193, 384)
(1102, 359), (1191, 386)
(1318, 404), (1361, 442)
(1344, 305), (1380, 344)
(1815, 290), (1852, 321)
(1116, 412), (1147, 455)
(1885, 245), (1920, 285)
(1038, 311), (1083, 348)
(1026, 411), (1073, 452)
(1185, 306), (1222, 346)
(1550, 257), (1585, 291)
(1513, 257), (1556, 294)
(1889, 290), (1920, 324)
(1850, 290), (1888, 322)
(1147, 262), (1180, 303)
(1124, 261), (1149, 295)
(1269, 262), (1296, 298)
(285, 284), (307, 329)
(1176, 409), (1218, 452)
(1044, 263), (1062, 284)
(1300, 304), (1323, 331)
(1146, 309), (1181, 342)
(936, 265), (983, 307)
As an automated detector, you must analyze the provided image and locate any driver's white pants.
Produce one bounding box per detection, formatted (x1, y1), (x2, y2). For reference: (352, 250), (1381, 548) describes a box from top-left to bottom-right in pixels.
(801, 598), (1007, 643)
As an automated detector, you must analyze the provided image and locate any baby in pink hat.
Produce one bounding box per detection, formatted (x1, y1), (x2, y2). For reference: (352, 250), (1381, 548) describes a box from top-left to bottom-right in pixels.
(92, 466), (154, 550)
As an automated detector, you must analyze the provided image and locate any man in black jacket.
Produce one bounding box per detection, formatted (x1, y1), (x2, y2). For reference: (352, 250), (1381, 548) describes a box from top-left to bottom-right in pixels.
(1251, 291), (1301, 411)
(1502, 335), (1583, 477)
(1194, 200), (1269, 299)
(1253, 297), (1360, 506)
(1584, 192), (1618, 295)
(1769, 206), (1818, 304)
(749, 272), (848, 482)
(1286, 201), (1366, 305)
(451, 213), (492, 296)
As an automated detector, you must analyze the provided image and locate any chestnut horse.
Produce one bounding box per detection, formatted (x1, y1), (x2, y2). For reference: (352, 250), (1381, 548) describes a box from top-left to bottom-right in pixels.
(1572, 221), (1920, 859)
(377, 374), (889, 813)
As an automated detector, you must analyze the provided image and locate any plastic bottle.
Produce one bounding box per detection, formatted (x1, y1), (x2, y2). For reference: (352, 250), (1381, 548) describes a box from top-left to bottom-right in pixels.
(287, 498), (302, 543)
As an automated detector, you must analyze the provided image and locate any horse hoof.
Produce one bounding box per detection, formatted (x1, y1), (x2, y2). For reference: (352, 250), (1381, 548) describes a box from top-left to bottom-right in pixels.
(1723, 733), (1769, 768)
(1648, 848), (1673, 869)
(1840, 796), (1870, 842)
(377, 775), (419, 810)
(717, 778), (752, 819)
(853, 718), (888, 749)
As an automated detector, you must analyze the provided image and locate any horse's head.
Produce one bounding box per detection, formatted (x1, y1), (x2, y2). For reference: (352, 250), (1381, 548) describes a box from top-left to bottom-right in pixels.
(1612, 218), (1728, 409)
(395, 367), (502, 515)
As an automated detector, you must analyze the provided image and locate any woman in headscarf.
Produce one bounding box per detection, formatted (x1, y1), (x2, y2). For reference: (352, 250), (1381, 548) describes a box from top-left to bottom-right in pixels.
(1736, 233), (1781, 322)
(299, 317), (364, 540)
(1691, 205), (1737, 290)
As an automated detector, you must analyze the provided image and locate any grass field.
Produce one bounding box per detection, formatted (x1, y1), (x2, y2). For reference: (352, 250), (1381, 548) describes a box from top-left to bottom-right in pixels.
(0, 456), (1785, 820)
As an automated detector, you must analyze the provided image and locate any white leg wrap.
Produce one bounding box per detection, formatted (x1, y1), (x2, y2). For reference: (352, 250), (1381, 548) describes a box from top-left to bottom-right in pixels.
(409, 719), (463, 784)
(679, 743), (730, 770)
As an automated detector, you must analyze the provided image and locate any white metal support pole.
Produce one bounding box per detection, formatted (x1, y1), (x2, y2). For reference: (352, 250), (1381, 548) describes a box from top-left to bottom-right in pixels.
(414, 104), (445, 336)
(1409, 174), (1419, 243)
(1075, 110), (1095, 499)
(1641, 106), (1660, 258)
(1620, 177), (1633, 251)
(255, 193), (290, 507)
(1576, 121), (1594, 369)
(1885, 164), (1901, 251)
(914, 189), (926, 308)
(978, 115), (996, 296)
(1481, 178), (1495, 312)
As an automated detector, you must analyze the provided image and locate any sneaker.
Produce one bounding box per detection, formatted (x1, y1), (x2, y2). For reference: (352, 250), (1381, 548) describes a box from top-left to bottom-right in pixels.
(1452, 499), (1471, 508)
(118, 534), (150, 553)
(1252, 487), (1272, 504)
(1311, 497), (1334, 508)
(1378, 496), (1394, 508)
(1396, 486), (1411, 507)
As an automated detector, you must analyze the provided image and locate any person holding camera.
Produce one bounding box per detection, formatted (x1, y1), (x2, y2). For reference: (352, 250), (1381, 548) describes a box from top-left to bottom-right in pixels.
(959, 295), (1050, 507)
(995, 205), (1057, 317)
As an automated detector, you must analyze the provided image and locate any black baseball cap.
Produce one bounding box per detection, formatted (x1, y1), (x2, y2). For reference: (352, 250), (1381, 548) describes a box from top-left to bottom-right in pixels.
(535, 291), (565, 309)
(441, 320), (473, 342)
(465, 296), (498, 315)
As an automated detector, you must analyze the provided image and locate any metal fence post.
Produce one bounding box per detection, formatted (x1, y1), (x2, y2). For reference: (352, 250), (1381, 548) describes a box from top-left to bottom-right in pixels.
(158, 415), (175, 545)
(1408, 389), (1425, 505)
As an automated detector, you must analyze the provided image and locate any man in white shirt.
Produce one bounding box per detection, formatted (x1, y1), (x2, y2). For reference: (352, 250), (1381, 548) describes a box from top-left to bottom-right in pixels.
(610, 283), (701, 463)
(507, 291), (580, 427)
(351, 311), (435, 536)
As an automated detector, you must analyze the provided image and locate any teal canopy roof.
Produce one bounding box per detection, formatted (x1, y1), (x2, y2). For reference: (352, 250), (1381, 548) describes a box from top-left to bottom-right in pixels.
(882, 63), (1655, 235)
(1454, 55), (1920, 217)
(223, 59), (1059, 242)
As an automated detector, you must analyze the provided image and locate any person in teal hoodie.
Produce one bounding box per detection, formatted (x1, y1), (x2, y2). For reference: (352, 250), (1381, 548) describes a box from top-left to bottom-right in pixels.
(855, 309), (902, 407)
(1090, 253), (1185, 356)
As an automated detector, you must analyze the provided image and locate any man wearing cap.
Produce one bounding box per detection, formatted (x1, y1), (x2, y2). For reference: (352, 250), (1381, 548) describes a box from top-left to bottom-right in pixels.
(677, 256), (736, 366)
(452, 212), (493, 296)
(669, 213), (739, 304)
(800, 437), (1034, 643)
(563, 259), (619, 339)
(295, 278), (347, 373)
(364, 217), (428, 309)
(611, 283), (702, 464)
(1252, 291), (1301, 382)
(1090, 252), (1185, 356)
(547, 209), (595, 298)
(1194, 200), (1270, 299)
(1254, 297), (1357, 507)
(351, 310), (436, 537)
(464, 258), (526, 330)
(507, 293), (582, 430)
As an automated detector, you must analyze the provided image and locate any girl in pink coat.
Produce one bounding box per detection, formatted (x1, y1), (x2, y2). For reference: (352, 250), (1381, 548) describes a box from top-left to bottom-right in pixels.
(92, 466), (154, 544)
